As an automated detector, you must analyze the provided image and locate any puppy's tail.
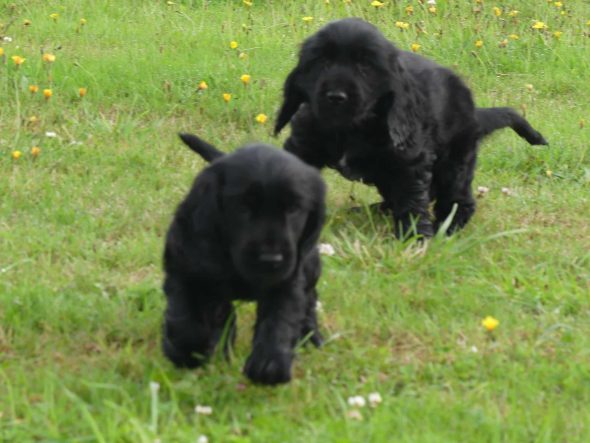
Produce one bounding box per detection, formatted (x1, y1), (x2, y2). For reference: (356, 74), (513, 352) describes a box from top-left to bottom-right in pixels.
(476, 107), (548, 145)
(178, 133), (225, 162)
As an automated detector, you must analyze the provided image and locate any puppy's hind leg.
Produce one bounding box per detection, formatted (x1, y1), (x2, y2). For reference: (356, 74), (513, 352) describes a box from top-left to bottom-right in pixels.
(433, 142), (478, 234)
(300, 288), (323, 348)
(162, 275), (234, 368)
(376, 170), (434, 240)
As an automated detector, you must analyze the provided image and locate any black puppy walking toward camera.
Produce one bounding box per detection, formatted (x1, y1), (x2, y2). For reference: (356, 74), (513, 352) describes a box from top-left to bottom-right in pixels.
(162, 133), (326, 385)
(275, 18), (547, 238)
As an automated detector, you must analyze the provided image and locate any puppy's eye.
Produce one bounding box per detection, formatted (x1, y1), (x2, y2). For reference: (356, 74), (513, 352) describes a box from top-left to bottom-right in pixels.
(284, 201), (301, 215)
(232, 199), (253, 216)
(237, 203), (251, 214)
(315, 58), (331, 71)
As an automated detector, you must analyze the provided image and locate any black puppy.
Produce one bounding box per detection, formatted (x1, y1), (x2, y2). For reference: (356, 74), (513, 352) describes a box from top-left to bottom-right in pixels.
(162, 134), (326, 385)
(275, 18), (547, 238)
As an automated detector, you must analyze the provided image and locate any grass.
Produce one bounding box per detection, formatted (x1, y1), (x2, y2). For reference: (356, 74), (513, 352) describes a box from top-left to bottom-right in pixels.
(1, 0), (589, 441)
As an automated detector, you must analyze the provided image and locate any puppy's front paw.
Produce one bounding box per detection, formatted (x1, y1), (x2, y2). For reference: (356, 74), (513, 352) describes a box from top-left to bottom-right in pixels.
(243, 347), (293, 385)
(162, 335), (208, 369)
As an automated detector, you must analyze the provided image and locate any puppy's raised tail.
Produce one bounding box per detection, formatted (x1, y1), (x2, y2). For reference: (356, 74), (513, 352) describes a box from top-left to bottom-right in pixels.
(476, 107), (548, 145)
(179, 133), (225, 162)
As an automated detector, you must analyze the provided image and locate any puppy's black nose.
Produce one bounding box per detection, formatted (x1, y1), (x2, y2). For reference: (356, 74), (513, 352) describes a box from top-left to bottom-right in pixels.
(326, 90), (348, 104)
(258, 253), (284, 264)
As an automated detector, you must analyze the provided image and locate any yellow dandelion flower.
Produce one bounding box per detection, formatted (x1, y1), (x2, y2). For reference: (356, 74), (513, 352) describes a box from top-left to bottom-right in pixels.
(240, 74), (251, 85)
(31, 146), (41, 157)
(532, 21), (547, 30)
(554, 1), (562, 7)
(587, 20), (590, 26)
(475, 40), (483, 48)
(482, 316), (499, 332)
(509, 34), (519, 40)
(29, 85), (39, 93)
(79, 87), (87, 97)
(42, 53), (56, 63)
(493, 6), (502, 17)
(508, 10), (519, 17)
(12, 55), (26, 66)
(198, 81), (208, 91)
(230, 41), (238, 49)
(410, 43), (421, 52)
(405, 5), (414, 15)
(525, 83), (534, 91)
(553, 31), (563, 39)
(43, 89), (53, 99)
(499, 39), (508, 48)
(29, 115), (39, 123)
(255, 113), (268, 124)
(302, 16), (314, 22)
(49, 13), (59, 21)
(545, 169), (553, 177)
(371, 1), (385, 7)
(23, 19), (32, 26)
(12, 150), (22, 160)
(223, 93), (232, 103)
(0, 47), (4, 57)
(239, 52), (248, 60)
(80, 18), (87, 26)
(428, 6), (436, 14)
(395, 21), (410, 30)
(243, 0), (253, 6)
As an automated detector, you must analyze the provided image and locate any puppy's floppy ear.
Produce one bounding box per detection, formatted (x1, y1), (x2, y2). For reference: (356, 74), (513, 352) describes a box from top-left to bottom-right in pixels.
(383, 51), (422, 156)
(298, 175), (327, 258)
(187, 166), (224, 229)
(168, 164), (228, 275)
(274, 67), (306, 135)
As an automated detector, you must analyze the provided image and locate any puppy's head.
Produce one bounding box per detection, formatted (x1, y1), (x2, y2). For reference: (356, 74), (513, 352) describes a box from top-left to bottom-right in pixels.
(275, 18), (397, 134)
(180, 134), (326, 287)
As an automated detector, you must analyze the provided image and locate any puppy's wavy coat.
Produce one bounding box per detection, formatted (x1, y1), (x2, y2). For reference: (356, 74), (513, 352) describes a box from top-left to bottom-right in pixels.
(162, 134), (326, 385)
(275, 18), (547, 238)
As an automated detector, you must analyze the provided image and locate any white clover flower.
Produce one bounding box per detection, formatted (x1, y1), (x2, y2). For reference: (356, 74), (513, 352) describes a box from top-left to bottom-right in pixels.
(346, 409), (363, 420)
(476, 186), (490, 196)
(501, 187), (515, 196)
(470, 345), (479, 353)
(3, 36), (13, 43)
(318, 243), (335, 256)
(45, 131), (57, 138)
(316, 301), (324, 313)
(149, 382), (160, 393)
(368, 392), (382, 407)
(427, 0), (436, 4)
(347, 395), (366, 408)
(196, 436), (209, 443)
(195, 405), (213, 415)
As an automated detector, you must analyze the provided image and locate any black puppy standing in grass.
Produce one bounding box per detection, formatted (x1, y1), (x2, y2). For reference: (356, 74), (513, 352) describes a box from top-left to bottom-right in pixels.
(275, 18), (547, 239)
(162, 134), (326, 385)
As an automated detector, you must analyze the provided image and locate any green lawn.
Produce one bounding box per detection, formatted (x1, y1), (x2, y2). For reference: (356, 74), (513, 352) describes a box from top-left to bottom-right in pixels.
(1, 1), (589, 441)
